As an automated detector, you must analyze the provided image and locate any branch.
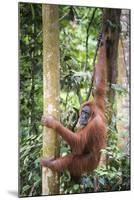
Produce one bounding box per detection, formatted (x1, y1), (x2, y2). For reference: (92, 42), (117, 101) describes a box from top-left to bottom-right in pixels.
(85, 8), (97, 71)
(86, 32), (103, 101)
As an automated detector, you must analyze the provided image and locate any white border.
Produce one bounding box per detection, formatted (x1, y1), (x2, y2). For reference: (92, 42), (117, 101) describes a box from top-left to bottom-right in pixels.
(0, 0), (133, 199)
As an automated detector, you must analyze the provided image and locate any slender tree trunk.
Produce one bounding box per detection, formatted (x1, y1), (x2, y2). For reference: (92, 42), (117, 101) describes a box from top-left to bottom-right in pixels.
(116, 10), (130, 154)
(42, 4), (60, 195)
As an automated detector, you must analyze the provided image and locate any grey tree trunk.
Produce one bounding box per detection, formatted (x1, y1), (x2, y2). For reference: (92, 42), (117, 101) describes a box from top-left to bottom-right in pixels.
(116, 9), (130, 155)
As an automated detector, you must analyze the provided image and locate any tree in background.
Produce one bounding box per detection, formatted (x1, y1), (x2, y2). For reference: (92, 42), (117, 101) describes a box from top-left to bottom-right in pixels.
(19, 3), (42, 197)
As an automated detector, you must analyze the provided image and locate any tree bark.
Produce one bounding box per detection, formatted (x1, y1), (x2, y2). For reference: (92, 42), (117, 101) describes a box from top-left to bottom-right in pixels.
(116, 10), (130, 154)
(103, 8), (121, 124)
(42, 4), (60, 195)
(97, 9), (121, 170)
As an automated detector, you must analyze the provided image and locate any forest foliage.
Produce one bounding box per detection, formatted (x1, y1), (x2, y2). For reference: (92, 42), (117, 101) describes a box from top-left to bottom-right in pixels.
(19, 3), (130, 197)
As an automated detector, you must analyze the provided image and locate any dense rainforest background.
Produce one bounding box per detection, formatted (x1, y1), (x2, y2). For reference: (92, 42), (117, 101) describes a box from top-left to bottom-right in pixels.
(19, 3), (130, 197)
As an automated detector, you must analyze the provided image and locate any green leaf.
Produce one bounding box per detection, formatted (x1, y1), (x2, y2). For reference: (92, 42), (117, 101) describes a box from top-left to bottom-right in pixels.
(28, 172), (32, 181)
(99, 178), (105, 185)
(73, 184), (79, 190)
(22, 185), (30, 192)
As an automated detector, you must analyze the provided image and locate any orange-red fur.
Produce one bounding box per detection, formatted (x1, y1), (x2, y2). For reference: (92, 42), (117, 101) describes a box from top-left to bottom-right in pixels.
(41, 37), (107, 179)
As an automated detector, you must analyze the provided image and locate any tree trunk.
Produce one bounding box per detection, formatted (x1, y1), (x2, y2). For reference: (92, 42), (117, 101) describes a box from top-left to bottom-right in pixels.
(98, 9), (121, 169)
(42, 4), (60, 195)
(103, 8), (121, 125)
(116, 10), (130, 155)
